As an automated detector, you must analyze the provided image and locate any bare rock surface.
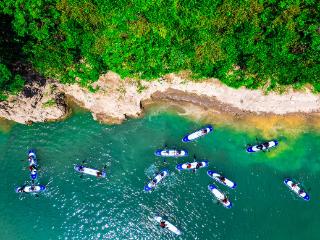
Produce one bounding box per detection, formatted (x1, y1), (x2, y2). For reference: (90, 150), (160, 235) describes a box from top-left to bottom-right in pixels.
(1, 71), (319, 124)
(0, 75), (68, 124)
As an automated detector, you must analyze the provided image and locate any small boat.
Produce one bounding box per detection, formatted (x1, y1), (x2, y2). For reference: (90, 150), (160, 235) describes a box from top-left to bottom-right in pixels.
(208, 184), (232, 208)
(176, 161), (209, 171)
(28, 150), (38, 180)
(154, 149), (188, 157)
(207, 171), (236, 189)
(246, 140), (278, 153)
(154, 216), (181, 235)
(284, 178), (310, 201)
(74, 165), (106, 178)
(144, 169), (169, 192)
(182, 125), (213, 142)
(15, 185), (46, 193)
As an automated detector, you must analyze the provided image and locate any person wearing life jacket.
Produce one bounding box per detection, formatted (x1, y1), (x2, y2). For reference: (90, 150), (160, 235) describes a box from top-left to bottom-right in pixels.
(160, 220), (166, 228)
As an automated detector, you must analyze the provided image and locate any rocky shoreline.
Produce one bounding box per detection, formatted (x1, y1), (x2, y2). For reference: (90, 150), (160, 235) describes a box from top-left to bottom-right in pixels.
(0, 71), (319, 125)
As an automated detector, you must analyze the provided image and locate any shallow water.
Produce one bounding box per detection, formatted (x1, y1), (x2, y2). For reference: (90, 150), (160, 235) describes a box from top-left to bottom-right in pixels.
(0, 111), (319, 240)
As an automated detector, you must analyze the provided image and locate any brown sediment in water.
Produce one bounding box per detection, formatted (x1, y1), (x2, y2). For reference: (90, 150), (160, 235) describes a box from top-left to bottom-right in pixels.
(142, 98), (320, 138)
(0, 117), (15, 133)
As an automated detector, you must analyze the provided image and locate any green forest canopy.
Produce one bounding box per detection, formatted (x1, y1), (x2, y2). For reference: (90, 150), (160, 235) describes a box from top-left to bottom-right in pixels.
(0, 0), (319, 99)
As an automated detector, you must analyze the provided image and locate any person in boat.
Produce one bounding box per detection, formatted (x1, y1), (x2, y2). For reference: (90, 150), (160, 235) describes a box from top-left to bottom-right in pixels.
(78, 165), (84, 171)
(160, 172), (165, 177)
(187, 163), (192, 169)
(257, 144), (263, 150)
(160, 220), (166, 228)
(177, 150), (181, 155)
(222, 197), (228, 204)
(96, 171), (102, 177)
(30, 185), (35, 191)
(201, 129), (207, 134)
(263, 142), (269, 148)
(292, 183), (297, 188)
(151, 179), (157, 186)
(196, 162), (203, 169)
(18, 185), (27, 193)
(29, 165), (37, 171)
(219, 176), (226, 183)
(298, 189), (304, 195)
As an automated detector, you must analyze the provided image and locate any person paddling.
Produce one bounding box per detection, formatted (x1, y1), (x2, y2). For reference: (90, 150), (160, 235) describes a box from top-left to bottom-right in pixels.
(160, 220), (166, 228)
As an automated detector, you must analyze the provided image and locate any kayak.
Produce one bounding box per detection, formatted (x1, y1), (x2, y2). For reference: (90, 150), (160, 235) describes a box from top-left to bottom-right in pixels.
(182, 125), (213, 142)
(176, 161), (209, 171)
(284, 178), (310, 201)
(28, 150), (38, 180)
(154, 216), (181, 235)
(74, 165), (106, 178)
(144, 169), (169, 192)
(15, 185), (46, 193)
(246, 140), (278, 153)
(207, 170), (237, 189)
(208, 184), (232, 208)
(154, 149), (188, 157)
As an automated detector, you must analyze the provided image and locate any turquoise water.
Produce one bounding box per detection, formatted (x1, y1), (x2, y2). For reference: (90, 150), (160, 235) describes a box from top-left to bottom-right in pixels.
(0, 111), (319, 240)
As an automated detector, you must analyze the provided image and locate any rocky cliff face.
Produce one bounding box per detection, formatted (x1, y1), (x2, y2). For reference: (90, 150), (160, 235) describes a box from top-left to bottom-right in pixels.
(0, 71), (68, 124)
(0, 71), (319, 125)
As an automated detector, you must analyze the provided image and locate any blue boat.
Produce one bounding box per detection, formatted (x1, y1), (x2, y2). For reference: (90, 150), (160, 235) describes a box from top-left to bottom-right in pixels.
(15, 185), (46, 193)
(247, 140), (278, 153)
(144, 169), (169, 192)
(284, 178), (310, 201)
(176, 160), (208, 171)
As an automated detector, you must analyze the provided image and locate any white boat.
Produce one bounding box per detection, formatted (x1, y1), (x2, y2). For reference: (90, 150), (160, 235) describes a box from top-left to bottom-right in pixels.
(176, 161), (208, 171)
(144, 169), (169, 192)
(247, 140), (278, 153)
(154, 149), (188, 157)
(182, 125), (213, 142)
(207, 170), (236, 189)
(74, 165), (106, 178)
(284, 178), (310, 201)
(208, 184), (232, 208)
(154, 216), (181, 235)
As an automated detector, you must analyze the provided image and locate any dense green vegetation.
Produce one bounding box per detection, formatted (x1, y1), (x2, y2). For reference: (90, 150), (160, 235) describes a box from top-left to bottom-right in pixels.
(0, 15), (26, 100)
(0, 0), (319, 97)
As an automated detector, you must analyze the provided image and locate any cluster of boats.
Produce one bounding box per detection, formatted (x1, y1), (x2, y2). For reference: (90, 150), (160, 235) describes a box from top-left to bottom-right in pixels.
(144, 125), (310, 235)
(14, 124), (310, 236)
(15, 150), (46, 194)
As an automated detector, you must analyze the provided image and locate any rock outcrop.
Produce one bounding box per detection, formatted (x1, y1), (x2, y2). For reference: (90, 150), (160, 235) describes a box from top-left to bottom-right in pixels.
(0, 73), (68, 124)
(0, 71), (319, 124)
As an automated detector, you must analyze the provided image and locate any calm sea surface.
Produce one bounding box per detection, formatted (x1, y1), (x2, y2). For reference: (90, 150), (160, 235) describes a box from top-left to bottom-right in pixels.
(0, 110), (319, 240)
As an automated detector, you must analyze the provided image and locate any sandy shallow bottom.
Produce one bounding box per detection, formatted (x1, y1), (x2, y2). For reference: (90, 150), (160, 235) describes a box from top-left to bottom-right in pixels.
(143, 100), (320, 135)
